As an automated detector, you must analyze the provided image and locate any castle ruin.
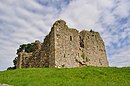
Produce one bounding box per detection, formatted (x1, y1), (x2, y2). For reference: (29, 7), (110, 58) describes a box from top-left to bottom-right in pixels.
(16, 20), (108, 68)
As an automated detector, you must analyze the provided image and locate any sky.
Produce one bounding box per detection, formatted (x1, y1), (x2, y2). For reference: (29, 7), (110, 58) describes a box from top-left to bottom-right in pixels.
(0, 0), (130, 71)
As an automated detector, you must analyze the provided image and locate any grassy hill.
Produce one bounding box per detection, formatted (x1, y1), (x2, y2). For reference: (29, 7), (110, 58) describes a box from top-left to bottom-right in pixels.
(0, 67), (130, 86)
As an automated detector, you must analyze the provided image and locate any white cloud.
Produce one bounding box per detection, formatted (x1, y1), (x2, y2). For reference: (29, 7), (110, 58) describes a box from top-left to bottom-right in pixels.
(59, 0), (101, 30)
(113, 0), (130, 18)
(109, 44), (130, 67)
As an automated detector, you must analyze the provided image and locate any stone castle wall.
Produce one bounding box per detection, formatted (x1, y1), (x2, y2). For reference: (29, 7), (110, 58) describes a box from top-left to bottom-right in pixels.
(54, 20), (80, 68)
(53, 20), (108, 67)
(16, 20), (108, 68)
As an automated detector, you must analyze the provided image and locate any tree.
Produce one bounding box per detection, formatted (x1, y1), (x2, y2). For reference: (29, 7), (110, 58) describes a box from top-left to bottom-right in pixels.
(16, 43), (35, 54)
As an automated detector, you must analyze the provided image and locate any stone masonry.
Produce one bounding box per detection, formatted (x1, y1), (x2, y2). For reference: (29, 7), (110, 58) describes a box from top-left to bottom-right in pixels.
(16, 20), (108, 68)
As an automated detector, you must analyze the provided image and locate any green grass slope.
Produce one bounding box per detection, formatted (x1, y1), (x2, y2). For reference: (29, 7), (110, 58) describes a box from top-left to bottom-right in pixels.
(0, 67), (130, 86)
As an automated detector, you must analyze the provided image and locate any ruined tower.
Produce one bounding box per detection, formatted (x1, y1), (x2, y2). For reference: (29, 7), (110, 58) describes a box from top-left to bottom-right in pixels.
(16, 20), (108, 68)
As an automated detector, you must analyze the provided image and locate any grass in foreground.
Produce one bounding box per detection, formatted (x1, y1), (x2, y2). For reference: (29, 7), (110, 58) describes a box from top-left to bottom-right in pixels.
(0, 67), (130, 86)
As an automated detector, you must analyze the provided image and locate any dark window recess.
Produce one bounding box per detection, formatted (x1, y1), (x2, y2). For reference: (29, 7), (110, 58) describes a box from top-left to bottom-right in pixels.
(92, 35), (94, 36)
(56, 34), (60, 37)
(79, 36), (84, 48)
(61, 64), (65, 67)
(70, 36), (72, 41)
(64, 54), (65, 58)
